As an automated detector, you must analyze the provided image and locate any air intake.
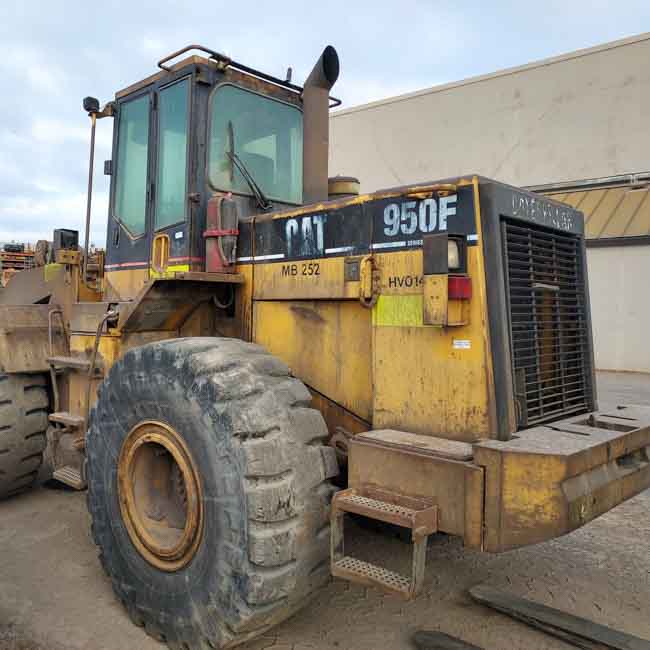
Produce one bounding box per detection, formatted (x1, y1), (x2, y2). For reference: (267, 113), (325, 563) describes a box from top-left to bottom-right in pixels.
(503, 220), (593, 427)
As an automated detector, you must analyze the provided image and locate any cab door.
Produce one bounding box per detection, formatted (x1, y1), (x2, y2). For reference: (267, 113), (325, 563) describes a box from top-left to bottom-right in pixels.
(105, 88), (155, 299)
(150, 76), (192, 278)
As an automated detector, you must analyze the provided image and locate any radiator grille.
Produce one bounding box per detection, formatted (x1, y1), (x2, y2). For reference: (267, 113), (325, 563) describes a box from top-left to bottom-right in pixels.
(503, 221), (592, 427)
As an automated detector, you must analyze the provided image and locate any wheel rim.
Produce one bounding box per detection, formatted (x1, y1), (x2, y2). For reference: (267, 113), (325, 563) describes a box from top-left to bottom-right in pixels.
(118, 421), (203, 571)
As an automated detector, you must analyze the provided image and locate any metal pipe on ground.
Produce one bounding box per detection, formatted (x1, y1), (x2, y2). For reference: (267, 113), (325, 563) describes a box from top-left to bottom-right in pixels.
(413, 630), (484, 650)
(469, 585), (650, 650)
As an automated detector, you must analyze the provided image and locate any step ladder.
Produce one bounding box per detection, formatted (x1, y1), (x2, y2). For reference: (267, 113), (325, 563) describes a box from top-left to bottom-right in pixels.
(52, 465), (86, 490)
(47, 355), (92, 371)
(331, 487), (438, 599)
(48, 411), (86, 449)
(47, 410), (87, 490)
(46, 353), (93, 490)
(48, 411), (86, 429)
(46, 353), (93, 448)
(45, 308), (116, 492)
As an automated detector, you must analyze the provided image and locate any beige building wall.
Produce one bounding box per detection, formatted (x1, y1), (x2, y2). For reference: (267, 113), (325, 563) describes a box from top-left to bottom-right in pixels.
(587, 246), (650, 373)
(330, 33), (650, 191)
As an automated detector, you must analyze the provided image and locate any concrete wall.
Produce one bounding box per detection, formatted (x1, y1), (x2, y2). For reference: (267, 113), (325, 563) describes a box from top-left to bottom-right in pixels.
(330, 33), (650, 192)
(587, 246), (650, 373)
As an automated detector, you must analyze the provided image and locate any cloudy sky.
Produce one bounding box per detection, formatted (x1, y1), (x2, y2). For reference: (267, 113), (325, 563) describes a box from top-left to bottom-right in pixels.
(1, 0), (649, 246)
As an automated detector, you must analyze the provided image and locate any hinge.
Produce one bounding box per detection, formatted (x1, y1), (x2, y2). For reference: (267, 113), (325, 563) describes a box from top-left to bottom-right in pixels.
(195, 66), (211, 85)
(359, 255), (379, 309)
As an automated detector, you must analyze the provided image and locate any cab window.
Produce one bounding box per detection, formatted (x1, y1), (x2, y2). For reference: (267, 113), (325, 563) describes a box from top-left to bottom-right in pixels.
(156, 78), (189, 229)
(114, 95), (149, 236)
(208, 85), (303, 205)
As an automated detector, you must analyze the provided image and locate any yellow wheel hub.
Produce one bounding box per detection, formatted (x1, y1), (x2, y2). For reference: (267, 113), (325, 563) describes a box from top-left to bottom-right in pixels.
(117, 421), (203, 571)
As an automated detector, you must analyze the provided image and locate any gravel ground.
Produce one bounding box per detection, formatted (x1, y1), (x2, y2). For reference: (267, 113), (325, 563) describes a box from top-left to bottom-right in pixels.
(0, 371), (648, 650)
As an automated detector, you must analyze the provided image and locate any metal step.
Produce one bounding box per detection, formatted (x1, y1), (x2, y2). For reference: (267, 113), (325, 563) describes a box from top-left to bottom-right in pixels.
(48, 412), (85, 428)
(47, 355), (91, 371)
(332, 556), (411, 596)
(52, 466), (86, 490)
(331, 487), (438, 599)
(333, 492), (436, 532)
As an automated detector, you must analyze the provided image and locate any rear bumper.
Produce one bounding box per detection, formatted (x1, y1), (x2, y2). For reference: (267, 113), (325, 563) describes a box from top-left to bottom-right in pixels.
(474, 406), (650, 552)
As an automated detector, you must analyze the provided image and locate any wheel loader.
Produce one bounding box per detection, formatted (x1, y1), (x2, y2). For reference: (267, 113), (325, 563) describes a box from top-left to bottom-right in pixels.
(1, 44), (649, 649)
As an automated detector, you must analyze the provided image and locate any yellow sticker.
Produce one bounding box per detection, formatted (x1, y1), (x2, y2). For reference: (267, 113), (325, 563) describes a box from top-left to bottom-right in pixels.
(149, 264), (189, 279)
(373, 295), (424, 327)
(44, 263), (64, 282)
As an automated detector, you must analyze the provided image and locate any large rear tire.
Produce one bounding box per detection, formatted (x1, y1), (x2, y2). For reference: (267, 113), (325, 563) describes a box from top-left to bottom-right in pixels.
(0, 373), (49, 499)
(86, 338), (339, 649)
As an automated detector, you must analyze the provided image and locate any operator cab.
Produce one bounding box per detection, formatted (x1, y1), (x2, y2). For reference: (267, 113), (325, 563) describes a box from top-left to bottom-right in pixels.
(95, 44), (339, 297)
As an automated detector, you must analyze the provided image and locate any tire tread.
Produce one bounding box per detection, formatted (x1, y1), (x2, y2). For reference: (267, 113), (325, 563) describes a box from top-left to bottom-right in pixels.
(0, 373), (49, 499)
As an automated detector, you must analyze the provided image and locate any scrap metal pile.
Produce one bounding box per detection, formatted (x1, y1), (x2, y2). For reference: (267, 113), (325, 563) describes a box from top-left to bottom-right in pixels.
(0, 244), (34, 287)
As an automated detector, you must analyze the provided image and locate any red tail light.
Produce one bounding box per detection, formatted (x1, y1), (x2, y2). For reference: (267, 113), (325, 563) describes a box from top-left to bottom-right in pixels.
(448, 276), (472, 300)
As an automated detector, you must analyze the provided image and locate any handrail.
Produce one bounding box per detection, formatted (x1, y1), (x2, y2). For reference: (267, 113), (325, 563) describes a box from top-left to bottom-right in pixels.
(157, 44), (342, 108)
(47, 308), (67, 412)
(157, 43), (230, 71)
(84, 310), (118, 430)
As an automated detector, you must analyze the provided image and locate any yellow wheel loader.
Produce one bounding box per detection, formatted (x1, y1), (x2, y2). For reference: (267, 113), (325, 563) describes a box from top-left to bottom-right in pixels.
(1, 44), (649, 648)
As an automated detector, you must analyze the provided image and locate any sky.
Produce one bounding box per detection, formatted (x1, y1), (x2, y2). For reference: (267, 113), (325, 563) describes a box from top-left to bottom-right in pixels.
(1, 0), (649, 247)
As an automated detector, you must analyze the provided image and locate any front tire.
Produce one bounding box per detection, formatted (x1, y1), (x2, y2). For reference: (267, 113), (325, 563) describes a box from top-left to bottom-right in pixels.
(86, 338), (338, 648)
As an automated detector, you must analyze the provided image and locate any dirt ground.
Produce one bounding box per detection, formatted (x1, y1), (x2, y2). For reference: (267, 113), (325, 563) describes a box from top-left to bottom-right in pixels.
(1, 371), (649, 650)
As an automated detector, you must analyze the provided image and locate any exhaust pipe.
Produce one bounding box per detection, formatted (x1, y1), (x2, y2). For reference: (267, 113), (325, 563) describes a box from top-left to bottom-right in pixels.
(302, 45), (340, 204)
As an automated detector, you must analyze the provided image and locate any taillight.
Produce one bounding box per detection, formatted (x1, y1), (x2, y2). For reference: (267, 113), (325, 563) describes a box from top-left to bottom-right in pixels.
(448, 275), (472, 300)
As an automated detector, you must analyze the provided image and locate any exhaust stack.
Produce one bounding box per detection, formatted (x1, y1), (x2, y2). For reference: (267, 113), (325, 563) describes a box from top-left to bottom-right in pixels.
(302, 45), (339, 204)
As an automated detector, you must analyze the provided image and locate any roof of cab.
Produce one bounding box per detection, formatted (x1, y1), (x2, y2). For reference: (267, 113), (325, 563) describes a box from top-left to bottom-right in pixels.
(115, 55), (207, 99)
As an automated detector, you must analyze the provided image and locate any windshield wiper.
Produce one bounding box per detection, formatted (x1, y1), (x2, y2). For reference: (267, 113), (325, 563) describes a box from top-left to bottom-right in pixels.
(227, 121), (273, 212)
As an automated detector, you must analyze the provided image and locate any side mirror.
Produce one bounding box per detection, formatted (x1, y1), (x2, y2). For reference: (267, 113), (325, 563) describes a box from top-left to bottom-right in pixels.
(83, 96), (100, 113)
